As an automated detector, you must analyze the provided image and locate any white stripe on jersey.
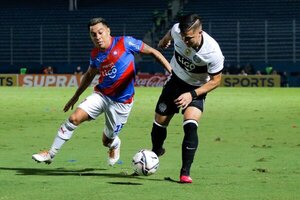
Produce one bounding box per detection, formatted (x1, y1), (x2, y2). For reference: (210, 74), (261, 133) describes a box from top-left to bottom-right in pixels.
(170, 23), (224, 86)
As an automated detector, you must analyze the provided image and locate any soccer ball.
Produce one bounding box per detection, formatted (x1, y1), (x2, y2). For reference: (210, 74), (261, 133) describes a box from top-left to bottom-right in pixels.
(132, 149), (159, 176)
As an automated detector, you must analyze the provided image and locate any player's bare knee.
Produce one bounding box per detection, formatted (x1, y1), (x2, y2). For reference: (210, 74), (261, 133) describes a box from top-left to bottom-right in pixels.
(68, 108), (90, 125)
(154, 120), (168, 128)
(154, 115), (172, 127)
(68, 115), (81, 126)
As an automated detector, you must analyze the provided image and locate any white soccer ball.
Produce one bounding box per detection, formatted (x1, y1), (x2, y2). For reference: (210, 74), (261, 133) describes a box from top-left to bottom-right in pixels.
(132, 149), (159, 176)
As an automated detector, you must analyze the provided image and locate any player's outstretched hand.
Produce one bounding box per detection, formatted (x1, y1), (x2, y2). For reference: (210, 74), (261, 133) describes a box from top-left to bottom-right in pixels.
(63, 96), (79, 112)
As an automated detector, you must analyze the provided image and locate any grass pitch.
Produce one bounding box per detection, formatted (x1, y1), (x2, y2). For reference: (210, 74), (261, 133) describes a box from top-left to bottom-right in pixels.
(0, 87), (299, 200)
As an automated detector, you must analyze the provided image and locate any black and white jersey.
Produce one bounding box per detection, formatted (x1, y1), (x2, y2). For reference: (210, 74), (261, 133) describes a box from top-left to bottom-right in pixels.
(170, 23), (224, 86)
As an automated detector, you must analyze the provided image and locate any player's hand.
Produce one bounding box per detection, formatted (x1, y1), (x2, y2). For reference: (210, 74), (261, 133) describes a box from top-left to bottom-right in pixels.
(63, 96), (79, 112)
(174, 92), (193, 110)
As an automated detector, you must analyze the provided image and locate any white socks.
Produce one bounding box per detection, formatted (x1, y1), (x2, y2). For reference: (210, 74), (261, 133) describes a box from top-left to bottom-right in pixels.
(108, 136), (121, 149)
(50, 119), (77, 156)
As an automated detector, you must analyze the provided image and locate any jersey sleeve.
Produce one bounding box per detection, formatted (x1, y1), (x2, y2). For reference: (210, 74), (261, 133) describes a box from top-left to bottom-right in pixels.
(207, 51), (224, 75)
(170, 23), (180, 39)
(124, 36), (144, 54)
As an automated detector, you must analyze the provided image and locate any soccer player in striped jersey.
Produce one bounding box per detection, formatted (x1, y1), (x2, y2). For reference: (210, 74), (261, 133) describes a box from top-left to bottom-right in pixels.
(32, 17), (172, 166)
(150, 13), (224, 183)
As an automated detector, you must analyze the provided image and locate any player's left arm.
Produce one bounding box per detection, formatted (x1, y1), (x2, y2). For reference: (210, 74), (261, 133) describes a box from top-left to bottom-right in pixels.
(140, 43), (172, 73)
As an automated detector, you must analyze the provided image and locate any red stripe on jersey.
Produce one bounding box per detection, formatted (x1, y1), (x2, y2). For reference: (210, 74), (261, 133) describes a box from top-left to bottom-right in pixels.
(102, 37), (126, 66)
(97, 37), (126, 85)
(101, 61), (135, 96)
(91, 48), (101, 60)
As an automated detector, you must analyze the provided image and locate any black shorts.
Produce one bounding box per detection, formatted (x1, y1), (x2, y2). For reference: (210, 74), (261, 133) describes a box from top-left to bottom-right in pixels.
(155, 73), (206, 116)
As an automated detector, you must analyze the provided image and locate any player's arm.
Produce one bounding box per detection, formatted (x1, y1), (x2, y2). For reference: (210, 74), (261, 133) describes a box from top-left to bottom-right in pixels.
(140, 43), (172, 73)
(194, 72), (222, 96)
(63, 66), (98, 112)
(158, 30), (172, 49)
(175, 73), (222, 109)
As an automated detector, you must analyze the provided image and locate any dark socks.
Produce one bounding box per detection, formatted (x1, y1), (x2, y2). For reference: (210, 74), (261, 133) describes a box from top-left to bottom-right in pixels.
(151, 122), (167, 156)
(181, 121), (198, 176)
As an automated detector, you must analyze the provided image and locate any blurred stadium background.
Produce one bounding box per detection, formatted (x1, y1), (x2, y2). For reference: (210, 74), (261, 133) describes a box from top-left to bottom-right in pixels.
(0, 0), (300, 86)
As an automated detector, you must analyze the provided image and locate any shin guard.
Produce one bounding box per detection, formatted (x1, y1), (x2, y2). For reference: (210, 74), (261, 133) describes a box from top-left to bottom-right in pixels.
(181, 120), (198, 176)
(151, 121), (167, 155)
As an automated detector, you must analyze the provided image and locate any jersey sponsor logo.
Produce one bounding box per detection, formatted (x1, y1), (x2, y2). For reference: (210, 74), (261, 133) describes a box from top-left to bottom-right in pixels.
(100, 63), (117, 79)
(100, 67), (117, 79)
(175, 51), (207, 73)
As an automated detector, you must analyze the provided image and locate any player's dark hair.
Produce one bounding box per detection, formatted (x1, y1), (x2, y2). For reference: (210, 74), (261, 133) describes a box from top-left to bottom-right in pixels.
(179, 14), (202, 33)
(88, 17), (109, 30)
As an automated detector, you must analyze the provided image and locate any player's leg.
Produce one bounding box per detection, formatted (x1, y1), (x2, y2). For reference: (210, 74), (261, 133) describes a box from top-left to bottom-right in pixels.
(151, 75), (179, 157)
(102, 132), (122, 166)
(151, 113), (173, 156)
(32, 108), (90, 164)
(180, 104), (203, 183)
(32, 92), (102, 164)
(102, 100), (133, 166)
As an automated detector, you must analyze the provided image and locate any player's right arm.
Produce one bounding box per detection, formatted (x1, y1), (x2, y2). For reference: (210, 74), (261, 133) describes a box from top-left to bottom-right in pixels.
(158, 30), (172, 49)
(63, 66), (98, 112)
(140, 43), (172, 73)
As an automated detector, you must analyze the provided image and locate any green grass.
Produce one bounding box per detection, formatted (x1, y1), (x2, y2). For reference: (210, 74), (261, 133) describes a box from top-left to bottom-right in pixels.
(0, 87), (300, 200)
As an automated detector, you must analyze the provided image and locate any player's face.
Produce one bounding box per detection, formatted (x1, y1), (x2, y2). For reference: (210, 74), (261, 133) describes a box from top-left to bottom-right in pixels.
(181, 27), (202, 49)
(89, 23), (111, 50)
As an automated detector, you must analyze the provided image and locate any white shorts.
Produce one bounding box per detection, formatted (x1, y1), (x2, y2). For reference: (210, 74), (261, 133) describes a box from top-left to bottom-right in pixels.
(78, 92), (133, 139)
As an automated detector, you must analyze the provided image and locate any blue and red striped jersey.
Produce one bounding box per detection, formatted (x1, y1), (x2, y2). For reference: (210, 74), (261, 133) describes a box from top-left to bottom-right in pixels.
(90, 36), (144, 103)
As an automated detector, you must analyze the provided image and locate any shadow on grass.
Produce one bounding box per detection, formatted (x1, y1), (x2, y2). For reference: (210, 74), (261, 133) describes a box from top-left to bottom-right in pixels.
(0, 167), (133, 177)
(164, 176), (180, 183)
(107, 182), (143, 185)
(0, 167), (169, 185)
